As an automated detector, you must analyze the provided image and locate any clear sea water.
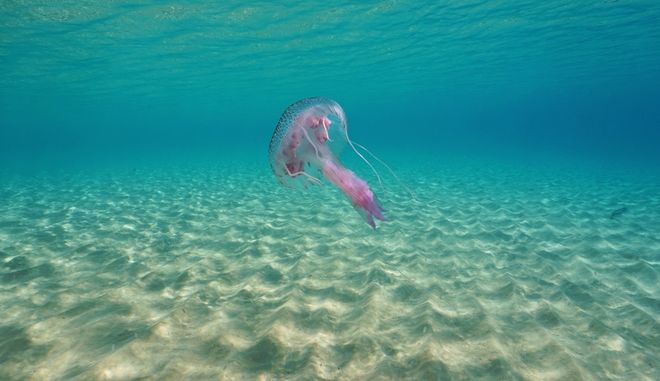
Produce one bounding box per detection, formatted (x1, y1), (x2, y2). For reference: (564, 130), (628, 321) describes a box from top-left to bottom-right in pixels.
(1, 2), (659, 380)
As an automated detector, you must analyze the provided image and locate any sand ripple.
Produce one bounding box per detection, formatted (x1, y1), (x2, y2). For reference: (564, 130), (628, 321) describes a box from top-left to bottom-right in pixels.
(0, 158), (659, 380)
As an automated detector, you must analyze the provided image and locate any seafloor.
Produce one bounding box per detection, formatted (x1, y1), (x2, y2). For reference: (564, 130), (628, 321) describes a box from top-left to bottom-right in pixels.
(0, 154), (658, 380)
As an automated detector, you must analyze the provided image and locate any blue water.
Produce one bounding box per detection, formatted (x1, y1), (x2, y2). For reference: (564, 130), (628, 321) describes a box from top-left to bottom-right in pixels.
(1, 2), (659, 380)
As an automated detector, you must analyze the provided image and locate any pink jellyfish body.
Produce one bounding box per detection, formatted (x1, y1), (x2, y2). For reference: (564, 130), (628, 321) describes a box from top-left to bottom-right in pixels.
(269, 97), (385, 228)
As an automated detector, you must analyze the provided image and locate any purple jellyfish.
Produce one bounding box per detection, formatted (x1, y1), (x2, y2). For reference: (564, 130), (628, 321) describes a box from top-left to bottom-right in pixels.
(269, 97), (385, 228)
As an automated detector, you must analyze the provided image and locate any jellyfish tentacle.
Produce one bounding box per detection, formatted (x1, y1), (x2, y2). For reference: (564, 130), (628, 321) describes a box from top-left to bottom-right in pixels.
(286, 165), (322, 185)
(343, 128), (383, 188)
(323, 125), (331, 142)
(322, 116), (332, 142)
(352, 141), (418, 201)
(301, 126), (322, 162)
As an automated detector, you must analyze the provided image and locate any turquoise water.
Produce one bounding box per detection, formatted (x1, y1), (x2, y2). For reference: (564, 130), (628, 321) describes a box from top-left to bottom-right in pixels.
(1, 2), (660, 380)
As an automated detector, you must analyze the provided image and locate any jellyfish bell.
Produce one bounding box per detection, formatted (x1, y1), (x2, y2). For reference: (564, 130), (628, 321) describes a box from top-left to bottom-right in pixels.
(269, 97), (385, 228)
(269, 97), (348, 188)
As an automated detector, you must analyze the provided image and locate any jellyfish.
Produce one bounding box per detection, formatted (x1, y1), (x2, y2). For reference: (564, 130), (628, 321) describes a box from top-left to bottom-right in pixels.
(269, 97), (385, 228)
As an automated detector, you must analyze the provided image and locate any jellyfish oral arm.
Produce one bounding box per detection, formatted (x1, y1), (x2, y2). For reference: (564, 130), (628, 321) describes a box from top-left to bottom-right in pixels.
(284, 161), (321, 185)
(320, 158), (385, 228)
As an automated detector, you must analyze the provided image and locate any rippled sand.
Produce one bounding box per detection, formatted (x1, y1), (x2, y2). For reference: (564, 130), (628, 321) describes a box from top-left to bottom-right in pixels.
(0, 156), (658, 380)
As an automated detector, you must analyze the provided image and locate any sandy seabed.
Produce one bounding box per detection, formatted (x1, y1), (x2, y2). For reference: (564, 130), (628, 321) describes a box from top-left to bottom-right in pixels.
(0, 156), (658, 380)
